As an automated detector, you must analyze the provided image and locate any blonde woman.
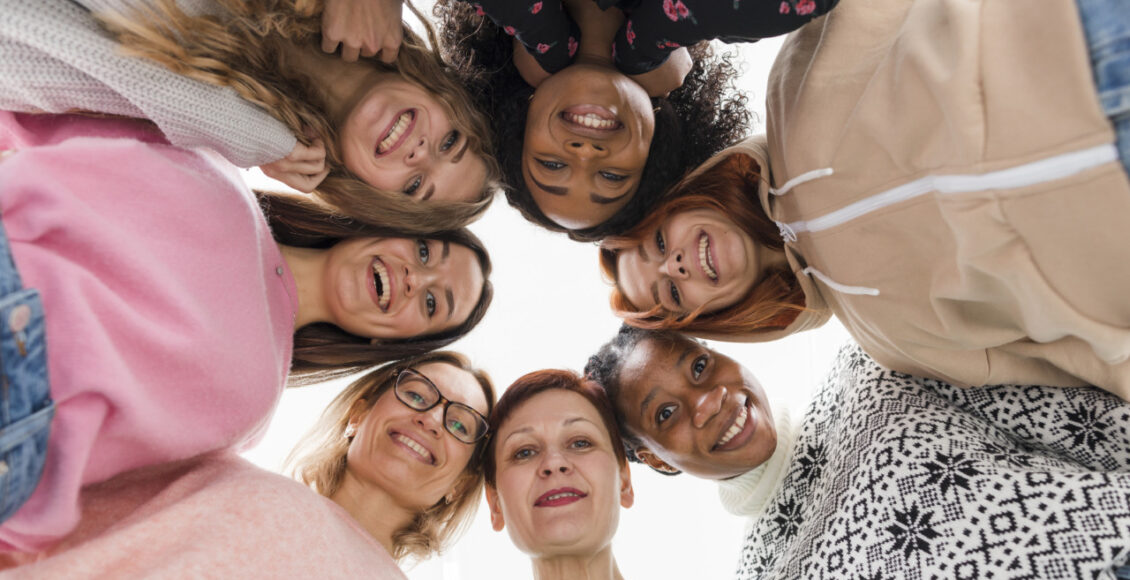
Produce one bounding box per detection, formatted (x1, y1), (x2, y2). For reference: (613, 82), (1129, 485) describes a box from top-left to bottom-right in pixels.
(1, 0), (500, 233)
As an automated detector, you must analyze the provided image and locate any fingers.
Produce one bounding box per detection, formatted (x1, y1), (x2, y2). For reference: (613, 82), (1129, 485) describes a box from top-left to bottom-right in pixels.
(321, 34), (340, 56)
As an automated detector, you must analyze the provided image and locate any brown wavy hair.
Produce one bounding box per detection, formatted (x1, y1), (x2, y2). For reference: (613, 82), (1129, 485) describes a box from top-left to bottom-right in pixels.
(257, 192), (493, 386)
(484, 369), (627, 488)
(95, 0), (500, 234)
(286, 351), (495, 563)
(433, 0), (751, 242)
(599, 152), (805, 336)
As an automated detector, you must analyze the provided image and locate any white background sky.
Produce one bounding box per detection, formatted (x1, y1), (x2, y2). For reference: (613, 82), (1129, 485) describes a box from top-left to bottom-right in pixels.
(241, 28), (852, 579)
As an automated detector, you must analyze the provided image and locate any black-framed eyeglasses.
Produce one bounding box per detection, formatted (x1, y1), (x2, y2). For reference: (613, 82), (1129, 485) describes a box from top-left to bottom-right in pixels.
(394, 368), (490, 444)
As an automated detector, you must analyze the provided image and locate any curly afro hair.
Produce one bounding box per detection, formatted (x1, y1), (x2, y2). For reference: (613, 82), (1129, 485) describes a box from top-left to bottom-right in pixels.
(434, 0), (751, 242)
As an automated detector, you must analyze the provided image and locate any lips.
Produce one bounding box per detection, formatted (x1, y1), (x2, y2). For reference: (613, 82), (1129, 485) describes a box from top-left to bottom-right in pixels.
(370, 258), (393, 311)
(534, 487), (588, 507)
(713, 396), (756, 451)
(376, 109), (415, 157)
(391, 430), (435, 465)
(698, 231), (719, 282)
(559, 105), (622, 139)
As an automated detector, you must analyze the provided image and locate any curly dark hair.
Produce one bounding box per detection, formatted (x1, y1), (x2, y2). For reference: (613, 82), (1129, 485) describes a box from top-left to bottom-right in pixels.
(584, 324), (685, 475)
(433, 1), (751, 242)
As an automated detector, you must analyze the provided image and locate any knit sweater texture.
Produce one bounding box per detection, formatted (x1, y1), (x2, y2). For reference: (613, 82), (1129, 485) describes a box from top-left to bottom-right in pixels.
(0, 0), (295, 167)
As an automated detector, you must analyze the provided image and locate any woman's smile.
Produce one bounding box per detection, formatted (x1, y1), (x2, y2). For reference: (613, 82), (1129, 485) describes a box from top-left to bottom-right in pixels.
(389, 428), (436, 465)
(534, 487), (588, 507)
(375, 109), (416, 157)
(369, 257), (394, 311)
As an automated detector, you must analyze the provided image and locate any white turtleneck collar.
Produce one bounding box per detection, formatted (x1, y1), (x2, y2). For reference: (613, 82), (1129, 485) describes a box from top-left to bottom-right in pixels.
(716, 405), (797, 519)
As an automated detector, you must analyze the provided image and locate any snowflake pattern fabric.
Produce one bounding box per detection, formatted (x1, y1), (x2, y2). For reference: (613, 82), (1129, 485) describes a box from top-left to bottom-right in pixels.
(736, 344), (1130, 579)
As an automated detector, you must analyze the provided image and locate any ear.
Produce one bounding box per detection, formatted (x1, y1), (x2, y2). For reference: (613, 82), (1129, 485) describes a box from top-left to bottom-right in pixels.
(618, 461), (635, 509)
(635, 446), (682, 476)
(484, 485), (505, 532)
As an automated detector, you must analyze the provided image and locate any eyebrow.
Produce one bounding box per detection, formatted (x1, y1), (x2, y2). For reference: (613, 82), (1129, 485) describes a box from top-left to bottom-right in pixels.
(442, 240), (450, 260)
(590, 190), (629, 204)
(640, 386), (660, 421)
(674, 344), (695, 368)
(502, 416), (595, 443)
(451, 137), (470, 163)
(422, 185), (434, 202)
(528, 173), (568, 196)
(444, 287), (454, 322)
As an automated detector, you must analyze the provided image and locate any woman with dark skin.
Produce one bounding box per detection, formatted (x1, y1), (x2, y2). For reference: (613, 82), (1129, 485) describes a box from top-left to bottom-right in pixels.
(434, 0), (756, 242)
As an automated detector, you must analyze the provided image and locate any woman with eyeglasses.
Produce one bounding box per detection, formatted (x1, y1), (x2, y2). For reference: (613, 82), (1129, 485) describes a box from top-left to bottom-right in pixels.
(0, 351), (492, 575)
(288, 351), (495, 565)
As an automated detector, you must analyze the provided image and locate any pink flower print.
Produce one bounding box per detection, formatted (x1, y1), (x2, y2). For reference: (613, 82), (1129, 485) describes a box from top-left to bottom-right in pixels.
(663, 0), (693, 21)
(779, 1), (790, 13)
(626, 20), (636, 45)
(657, 40), (681, 49)
(473, 3), (484, 16)
(796, 0), (816, 14)
(504, 25), (516, 36)
(536, 42), (550, 54)
(530, 1), (543, 14)
(568, 36), (578, 57)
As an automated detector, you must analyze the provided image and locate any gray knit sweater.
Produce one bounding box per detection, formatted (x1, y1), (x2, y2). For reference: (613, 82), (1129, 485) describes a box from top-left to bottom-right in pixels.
(0, 0), (295, 167)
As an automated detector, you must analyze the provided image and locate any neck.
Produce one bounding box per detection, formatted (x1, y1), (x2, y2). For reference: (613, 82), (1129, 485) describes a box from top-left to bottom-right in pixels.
(530, 546), (624, 580)
(280, 42), (388, 123)
(330, 471), (417, 556)
(279, 244), (328, 329)
(564, 0), (622, 67)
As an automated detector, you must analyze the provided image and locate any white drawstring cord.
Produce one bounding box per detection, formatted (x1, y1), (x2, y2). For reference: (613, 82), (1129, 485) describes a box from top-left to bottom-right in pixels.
(769, 168), (834, 196)
(802, 267), (880, 296)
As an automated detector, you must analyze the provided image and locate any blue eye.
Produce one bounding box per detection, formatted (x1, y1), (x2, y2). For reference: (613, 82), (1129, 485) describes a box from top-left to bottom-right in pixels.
(416, 240), (430, 264)
(404, 176), (422, 195)
(656, 405), (675, 425)
(599, 171), (627, 182)
(441, 131), (460, 152)
(425, 291), (436, 317)
(538, 159), (566, 170)
(669, 281), (682, 307)
(571, 438), (593, 450)
(513, 447), (536, 460)
(655, 229), (666, 255)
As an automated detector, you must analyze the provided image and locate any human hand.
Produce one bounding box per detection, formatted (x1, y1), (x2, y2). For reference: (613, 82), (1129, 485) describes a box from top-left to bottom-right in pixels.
(321, 0), (404, 63)
(512, 38), (553, 88)
(260, 138), (330, 193)
(628, 47), (692, 98)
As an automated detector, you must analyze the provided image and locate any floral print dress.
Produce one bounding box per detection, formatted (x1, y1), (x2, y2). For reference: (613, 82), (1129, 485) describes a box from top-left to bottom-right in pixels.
(463, 0), (838, 76)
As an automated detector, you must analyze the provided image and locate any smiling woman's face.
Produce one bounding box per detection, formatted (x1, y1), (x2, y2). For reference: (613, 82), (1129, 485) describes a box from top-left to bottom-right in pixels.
(522, 64), (655, 230)
(616, 208), (761, 316)
(320, 237), (484, 339)
(345, 361), (490, 510)
(614, 335), (777, 480)
(339, 77), (488, 203)
(486, 389), (633, 557)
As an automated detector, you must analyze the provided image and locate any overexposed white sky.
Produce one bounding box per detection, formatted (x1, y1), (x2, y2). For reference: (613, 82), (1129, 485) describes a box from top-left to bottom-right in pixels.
(241, 30), (851, 579)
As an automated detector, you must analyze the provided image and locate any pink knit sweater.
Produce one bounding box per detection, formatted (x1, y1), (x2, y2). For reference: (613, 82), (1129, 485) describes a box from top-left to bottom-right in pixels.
(0, 451), (406, 578)
(0, 112), (297, 551)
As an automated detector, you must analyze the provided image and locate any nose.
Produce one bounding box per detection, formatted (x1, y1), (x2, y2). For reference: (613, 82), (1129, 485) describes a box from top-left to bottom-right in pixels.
(405, 137), (431, 166)
(661, 249), (690, 280)
(402, 264), (438, 298)
(566, 140), (608, 160)
(538, 448), (572, 477)
(414, 405), (444, 437)
(692, 385), (727, 429)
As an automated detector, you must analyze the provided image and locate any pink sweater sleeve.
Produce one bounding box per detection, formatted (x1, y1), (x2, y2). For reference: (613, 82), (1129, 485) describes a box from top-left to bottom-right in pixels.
(0, 452), (407, 579)
(0, 112), (297, 551)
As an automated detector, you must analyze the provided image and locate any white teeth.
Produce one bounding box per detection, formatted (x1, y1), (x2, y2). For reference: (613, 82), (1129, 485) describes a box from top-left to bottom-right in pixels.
(377, 111), (412, 154)
(546, 492), (580, 501)
(716, 404), (748, 447)
(395, 434), (432, 462)
(699, 234), (718, 281)
(372, 261), (390, 309)
(563, 112), (618, 130)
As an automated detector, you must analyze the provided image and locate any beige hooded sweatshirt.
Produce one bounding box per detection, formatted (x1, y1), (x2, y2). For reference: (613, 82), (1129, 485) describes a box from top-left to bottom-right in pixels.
(697, 0), (1130, 398)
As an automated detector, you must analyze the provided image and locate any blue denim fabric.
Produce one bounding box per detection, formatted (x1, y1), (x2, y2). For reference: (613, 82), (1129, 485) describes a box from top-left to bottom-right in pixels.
(1116, 564), (1130, 580)
(0, 213), (51, 524)
(1076, 0), (1130, 173)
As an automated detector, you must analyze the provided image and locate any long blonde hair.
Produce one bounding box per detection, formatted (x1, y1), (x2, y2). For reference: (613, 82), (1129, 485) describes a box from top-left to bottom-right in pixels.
(286, 351), (496, 562)
(96, 0), (500, 233)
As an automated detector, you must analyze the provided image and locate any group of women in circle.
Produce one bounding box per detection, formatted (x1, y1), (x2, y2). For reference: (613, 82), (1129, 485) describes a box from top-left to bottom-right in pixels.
(0, 0), (1128, 577)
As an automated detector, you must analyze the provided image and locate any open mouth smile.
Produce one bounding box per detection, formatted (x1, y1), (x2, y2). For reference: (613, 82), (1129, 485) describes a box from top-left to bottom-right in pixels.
(698, 232), (719, 282)
(371, 258), (393, 311)
(391, 431), (435, 465)
(713, 397), (755, 451)
(560, 105), (622, 138)
(376, 109), (415, 157)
